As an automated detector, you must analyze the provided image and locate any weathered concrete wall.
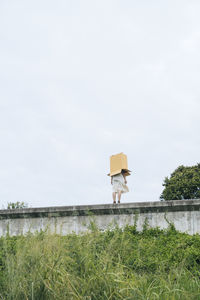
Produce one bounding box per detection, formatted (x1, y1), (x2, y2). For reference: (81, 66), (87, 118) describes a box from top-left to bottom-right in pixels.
(0, 199), (200, 236)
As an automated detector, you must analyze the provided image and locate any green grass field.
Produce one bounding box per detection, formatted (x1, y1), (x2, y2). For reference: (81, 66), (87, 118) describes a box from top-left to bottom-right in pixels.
(0, 222), (200, 299)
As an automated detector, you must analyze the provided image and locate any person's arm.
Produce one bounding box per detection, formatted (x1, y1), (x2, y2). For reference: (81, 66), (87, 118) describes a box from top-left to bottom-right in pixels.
(111, 176), (113, 185)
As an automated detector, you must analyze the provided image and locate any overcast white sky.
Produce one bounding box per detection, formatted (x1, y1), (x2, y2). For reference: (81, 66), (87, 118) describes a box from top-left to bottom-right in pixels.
(0, 0), (199, 208)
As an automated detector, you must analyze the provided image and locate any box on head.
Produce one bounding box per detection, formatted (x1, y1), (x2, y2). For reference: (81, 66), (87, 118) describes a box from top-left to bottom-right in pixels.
(108, 152), (131, 177)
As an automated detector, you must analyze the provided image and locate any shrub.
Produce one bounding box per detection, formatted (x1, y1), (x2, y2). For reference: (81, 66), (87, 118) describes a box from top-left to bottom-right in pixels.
(0, 226), (200, 299)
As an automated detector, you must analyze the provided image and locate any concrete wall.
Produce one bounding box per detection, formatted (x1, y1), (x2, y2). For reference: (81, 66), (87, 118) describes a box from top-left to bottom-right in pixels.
(0, 199), (200, 236)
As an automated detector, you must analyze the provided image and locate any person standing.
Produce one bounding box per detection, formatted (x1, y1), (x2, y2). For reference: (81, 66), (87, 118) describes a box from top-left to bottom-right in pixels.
(111, 170), (129, 204)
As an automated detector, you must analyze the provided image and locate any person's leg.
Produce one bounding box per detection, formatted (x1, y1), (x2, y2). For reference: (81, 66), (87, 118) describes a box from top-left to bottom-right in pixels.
(118, 191), (122, 203)
(112, 192), (117, 203)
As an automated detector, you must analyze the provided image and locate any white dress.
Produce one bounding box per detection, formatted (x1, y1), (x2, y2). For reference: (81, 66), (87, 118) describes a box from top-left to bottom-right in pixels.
(111, 173), (129, 193)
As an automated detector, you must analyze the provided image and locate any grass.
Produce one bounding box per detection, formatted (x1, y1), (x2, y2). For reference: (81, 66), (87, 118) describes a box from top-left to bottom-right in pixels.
(0, 223), (200, 299)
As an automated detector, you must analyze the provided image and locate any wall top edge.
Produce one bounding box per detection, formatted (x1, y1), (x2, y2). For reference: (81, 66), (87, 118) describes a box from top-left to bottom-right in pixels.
(0, 199), (200, 217)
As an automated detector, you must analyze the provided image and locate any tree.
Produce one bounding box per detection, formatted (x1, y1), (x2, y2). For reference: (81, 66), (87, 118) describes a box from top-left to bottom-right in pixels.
(7, 201), (28, 209)
(160, 164), (200, 201)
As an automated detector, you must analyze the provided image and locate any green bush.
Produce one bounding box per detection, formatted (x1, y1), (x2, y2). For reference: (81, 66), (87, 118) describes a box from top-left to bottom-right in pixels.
(0, 225), (200, 299)
(160, 164), (200, 200)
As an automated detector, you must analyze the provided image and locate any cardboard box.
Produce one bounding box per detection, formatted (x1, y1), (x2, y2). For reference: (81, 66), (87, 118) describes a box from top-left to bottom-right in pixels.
(108, 152), (131, 177)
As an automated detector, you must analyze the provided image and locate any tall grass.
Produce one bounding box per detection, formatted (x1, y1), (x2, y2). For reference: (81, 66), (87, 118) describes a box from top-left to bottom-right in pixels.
(0, 223), (200, 299)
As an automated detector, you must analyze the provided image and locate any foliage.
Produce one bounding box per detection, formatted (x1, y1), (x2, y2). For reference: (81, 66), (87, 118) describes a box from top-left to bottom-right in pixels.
(160, 164), (200, 201)
(7, 201), (28, 209)
(0, 226), (200, 299)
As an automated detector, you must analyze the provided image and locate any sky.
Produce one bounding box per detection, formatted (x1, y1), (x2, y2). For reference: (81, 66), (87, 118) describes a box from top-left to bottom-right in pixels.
(0, 0), (199, 208)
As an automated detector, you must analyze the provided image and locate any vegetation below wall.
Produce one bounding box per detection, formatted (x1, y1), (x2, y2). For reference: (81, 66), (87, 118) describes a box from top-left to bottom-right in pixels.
(0, 224), (200, 300)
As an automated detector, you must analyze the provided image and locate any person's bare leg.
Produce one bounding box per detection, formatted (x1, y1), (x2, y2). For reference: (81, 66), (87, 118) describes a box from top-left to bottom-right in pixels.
(112, 192), (116, 203)
(118, 191), (122, 203)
